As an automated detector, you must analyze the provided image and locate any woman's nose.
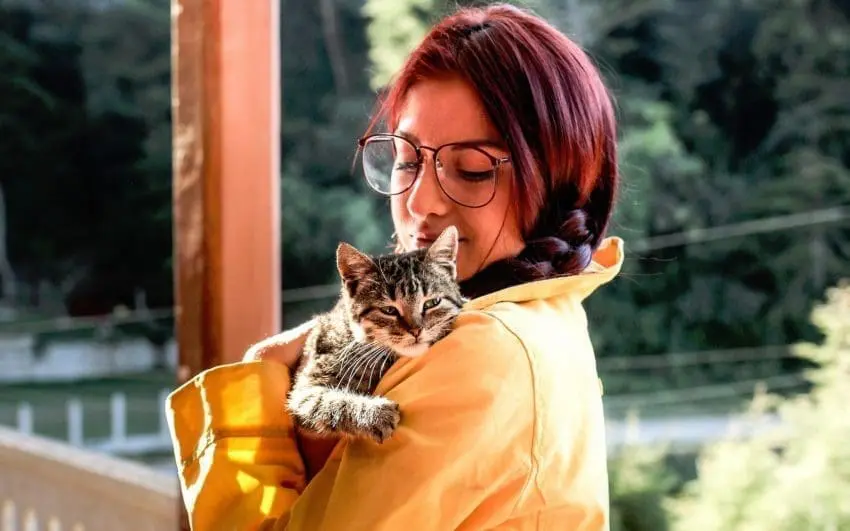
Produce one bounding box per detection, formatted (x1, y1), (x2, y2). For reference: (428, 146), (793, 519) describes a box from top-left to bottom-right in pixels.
(406, 159), (451, 219)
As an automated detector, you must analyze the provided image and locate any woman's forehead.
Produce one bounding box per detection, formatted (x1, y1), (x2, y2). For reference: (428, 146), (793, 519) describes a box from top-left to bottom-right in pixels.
(395, 77), (501, 147)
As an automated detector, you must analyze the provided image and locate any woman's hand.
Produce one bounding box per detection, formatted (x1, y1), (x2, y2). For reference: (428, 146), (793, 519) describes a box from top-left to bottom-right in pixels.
(243, 317), (338, 479)
(242, 318), (316, 369)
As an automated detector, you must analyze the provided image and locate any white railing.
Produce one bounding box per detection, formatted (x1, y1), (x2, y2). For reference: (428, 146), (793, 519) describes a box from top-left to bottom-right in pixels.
(10, 390), (173, 457)
(0, 336), (177, 384)
(0, 425), (178, 531)
(604, 410), (783, 454)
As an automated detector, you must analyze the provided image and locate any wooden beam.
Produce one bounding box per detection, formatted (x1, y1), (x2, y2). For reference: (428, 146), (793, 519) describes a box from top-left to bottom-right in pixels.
(172, 0), (281, 383)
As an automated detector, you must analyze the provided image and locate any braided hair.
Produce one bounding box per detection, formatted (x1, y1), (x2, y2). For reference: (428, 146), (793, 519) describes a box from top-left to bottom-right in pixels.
(459, 170), (615, 299)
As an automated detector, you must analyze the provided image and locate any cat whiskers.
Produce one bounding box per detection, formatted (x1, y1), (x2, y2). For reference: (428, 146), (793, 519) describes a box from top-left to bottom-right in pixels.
(332, 341), (376, 387)
(326, 341), (376, 392)
(326, 341), (364, 370)
(357, 345), (391, 392)
(345, 346), (388, 392)
(334, 341), (391, 391)
(376, 352), (393, 385)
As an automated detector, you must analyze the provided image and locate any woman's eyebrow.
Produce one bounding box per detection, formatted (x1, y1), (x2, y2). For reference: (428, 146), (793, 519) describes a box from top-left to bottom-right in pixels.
(458, 138), (508, 150)
(394, 129), (507, 150)
(393, 129), (420, 144)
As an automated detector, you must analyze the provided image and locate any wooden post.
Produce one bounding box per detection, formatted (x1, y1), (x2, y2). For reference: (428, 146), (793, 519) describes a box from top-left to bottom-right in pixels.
(172, 0), (280, 527)
(172, 0), (281, 378)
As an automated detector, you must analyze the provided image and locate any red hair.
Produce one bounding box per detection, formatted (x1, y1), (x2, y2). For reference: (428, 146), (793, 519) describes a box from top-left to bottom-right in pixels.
(365, 3), (618, 296)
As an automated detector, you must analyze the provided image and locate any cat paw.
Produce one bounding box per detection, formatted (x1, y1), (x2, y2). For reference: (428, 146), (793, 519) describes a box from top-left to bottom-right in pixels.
(363, 398), (400, 444)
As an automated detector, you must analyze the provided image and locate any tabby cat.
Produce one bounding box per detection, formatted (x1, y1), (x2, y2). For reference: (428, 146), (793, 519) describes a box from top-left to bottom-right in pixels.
(287, 226), (465, 444)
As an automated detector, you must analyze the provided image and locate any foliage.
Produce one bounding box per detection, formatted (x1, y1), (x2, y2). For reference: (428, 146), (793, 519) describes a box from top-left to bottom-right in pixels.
(281, 160), (390, 286)
(0, 1), (173, 315)
(577, 0), (850, 370)
(361, 0), (484, 90)
(609, 440), (678, 531)
(362, 0), (434, 89)
(669, 281), (850, 530)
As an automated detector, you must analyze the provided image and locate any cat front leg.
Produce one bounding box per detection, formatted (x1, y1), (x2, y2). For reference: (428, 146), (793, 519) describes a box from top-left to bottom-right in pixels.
(351, 394), (401, 444)
(287, 384), (401, 444)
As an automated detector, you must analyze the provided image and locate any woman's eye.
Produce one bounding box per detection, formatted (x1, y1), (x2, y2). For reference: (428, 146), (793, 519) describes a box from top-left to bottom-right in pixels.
(394, 161), (419, 172)
(379, 306), (399, 316)
(423, 297), (442, 311)
(457, 169), (494, 182)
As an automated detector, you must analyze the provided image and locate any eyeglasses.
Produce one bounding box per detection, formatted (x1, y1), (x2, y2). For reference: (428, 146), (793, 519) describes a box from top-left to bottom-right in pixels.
(357, 134), (511, 208)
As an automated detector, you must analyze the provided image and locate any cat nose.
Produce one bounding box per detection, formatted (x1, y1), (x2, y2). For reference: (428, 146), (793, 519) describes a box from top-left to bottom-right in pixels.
(410, 327), (421, 339)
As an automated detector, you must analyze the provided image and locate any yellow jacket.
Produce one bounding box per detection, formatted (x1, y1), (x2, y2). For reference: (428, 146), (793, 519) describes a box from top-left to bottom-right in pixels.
(166, 237), (624, 531)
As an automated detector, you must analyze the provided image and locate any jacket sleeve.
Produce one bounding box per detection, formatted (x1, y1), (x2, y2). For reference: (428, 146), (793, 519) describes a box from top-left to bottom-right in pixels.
(166, 311), (537, 531)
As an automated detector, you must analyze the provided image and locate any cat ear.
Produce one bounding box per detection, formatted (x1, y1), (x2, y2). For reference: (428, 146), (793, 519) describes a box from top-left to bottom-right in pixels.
(336, 242), (376, 284)
(426, 226), (459, 278)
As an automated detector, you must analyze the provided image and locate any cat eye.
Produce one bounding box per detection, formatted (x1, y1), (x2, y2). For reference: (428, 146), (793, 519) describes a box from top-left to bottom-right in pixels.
(423, 297), (442, 311)
(378, 306), (400, 316)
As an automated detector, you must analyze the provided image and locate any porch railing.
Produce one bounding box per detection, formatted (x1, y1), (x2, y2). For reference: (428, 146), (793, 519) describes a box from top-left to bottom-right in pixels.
(0, 425), (178, 531)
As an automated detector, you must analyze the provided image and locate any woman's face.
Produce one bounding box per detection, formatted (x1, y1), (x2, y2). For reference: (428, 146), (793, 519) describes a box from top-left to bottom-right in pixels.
(391, 77), (525, 281)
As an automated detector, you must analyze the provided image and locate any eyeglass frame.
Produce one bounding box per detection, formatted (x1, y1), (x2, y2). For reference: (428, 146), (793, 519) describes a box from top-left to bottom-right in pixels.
(356, 133), (512, 209)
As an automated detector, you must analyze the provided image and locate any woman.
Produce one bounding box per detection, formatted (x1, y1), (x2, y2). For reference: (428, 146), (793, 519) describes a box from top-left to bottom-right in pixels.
(167, 3), (624, 530)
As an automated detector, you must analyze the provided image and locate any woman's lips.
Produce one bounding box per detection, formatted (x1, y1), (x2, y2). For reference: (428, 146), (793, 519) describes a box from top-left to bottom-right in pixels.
(412, 232), (465, 248)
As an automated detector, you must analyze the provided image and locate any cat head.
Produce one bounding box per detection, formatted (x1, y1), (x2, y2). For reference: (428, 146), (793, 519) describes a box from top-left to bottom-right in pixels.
(336, 226), (464, 358)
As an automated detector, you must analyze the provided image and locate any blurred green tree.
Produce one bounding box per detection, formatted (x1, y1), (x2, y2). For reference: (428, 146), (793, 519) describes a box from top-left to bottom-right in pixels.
(669, 280), (850, 530)
(608, 440), (678, 531)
